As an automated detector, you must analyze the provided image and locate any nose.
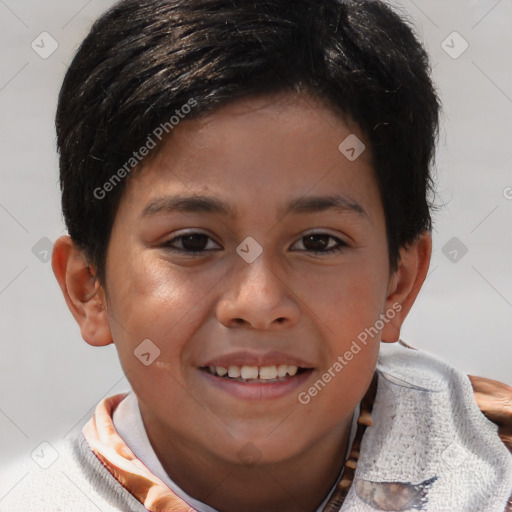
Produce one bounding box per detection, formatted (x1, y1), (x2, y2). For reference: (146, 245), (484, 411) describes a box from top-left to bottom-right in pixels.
(216, 255), (300, 330)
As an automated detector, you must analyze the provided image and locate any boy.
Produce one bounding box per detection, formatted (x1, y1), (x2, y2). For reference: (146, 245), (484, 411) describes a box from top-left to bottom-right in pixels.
(6, 0), (512, 510)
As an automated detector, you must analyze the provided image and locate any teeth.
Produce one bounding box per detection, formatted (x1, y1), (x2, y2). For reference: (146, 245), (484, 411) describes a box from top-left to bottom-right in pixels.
(228, 365), (241, 378)
(207, 364), (302, 380)
(287, 365), (298, 376)
(259, 365), (277, 380)
(277, 364), (288, 378)
(216, 366), (228, 377)
(240, 366), (258, 379)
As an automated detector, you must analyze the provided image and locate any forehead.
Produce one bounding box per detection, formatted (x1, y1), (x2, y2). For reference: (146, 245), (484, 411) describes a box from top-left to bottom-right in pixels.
(119, 92), (380, 222)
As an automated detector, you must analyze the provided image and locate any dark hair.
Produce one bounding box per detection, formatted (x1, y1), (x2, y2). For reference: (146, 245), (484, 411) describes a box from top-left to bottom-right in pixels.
(56, 0), (440, 287)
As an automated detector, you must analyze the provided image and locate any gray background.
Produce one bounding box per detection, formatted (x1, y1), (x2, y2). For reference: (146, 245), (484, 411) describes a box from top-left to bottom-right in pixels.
(0, 0), (511, 495)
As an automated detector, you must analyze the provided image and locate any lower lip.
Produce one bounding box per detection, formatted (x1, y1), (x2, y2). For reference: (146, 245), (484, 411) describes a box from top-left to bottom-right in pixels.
(198, 369), (314, 401)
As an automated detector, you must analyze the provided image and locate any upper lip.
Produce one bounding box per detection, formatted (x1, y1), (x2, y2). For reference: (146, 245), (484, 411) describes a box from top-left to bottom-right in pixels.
(200, 350), (315, 369)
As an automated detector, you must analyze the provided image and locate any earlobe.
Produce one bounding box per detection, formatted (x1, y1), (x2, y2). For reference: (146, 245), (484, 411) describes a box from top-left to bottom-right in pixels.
(51, 235), (113, 347)
(381, 231), (432, 343)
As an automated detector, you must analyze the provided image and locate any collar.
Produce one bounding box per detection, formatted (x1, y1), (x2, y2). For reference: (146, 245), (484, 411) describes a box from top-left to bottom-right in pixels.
(81, 342), (512, 511)
(81, 381), (375, 512)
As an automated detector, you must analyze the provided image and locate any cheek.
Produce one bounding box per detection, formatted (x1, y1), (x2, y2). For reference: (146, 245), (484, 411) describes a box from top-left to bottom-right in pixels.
(107, 252), (222, 363)
(106, 256), (211, 409)
(296, 341), (378, 442)
(301, 260), (388, 338)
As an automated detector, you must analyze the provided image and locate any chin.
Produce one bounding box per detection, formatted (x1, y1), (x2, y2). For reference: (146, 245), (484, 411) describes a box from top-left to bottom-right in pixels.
(216, 432), (307, 467)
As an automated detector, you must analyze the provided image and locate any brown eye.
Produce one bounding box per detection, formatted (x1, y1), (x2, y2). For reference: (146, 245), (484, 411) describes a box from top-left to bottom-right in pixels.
(292, 233), (347, 255)
(162, 232), (220, 254)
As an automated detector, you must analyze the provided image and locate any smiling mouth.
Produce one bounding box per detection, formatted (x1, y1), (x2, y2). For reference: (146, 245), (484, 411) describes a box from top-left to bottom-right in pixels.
(200, 364), (311, 383)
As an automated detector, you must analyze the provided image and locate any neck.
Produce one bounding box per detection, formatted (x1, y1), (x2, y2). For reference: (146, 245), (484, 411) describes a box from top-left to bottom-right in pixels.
(140, 409), (353, 512)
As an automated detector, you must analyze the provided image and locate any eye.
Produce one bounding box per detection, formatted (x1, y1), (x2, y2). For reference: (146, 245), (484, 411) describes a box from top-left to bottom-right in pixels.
(161, 231), (221, 254)
(160, 231), (347, 256)
(291, 233), (347, 255)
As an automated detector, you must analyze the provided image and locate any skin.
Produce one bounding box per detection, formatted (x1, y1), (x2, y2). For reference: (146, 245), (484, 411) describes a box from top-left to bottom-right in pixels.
(52, 92), (432, 512)
(469, 375), (512, 449)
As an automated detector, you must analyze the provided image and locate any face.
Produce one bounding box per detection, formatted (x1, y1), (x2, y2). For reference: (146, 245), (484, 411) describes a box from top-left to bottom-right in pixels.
(101, 92), (395, 465)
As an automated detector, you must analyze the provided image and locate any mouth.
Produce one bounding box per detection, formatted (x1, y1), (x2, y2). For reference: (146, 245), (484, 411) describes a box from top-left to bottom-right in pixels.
(200, 364), (311, 383)
(197, 350), (315, 400)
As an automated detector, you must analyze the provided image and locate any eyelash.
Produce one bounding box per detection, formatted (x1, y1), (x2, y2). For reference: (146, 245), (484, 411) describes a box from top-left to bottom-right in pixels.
(160, 231), (347, 256)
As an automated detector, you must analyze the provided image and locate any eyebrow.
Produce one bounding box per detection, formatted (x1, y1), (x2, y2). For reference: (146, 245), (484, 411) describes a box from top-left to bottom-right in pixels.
(140, 193), (368, 220)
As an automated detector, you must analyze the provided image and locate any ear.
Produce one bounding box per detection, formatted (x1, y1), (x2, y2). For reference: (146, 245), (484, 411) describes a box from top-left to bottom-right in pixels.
(381, 231), (432, 343)
(51, 235), (113, 347)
